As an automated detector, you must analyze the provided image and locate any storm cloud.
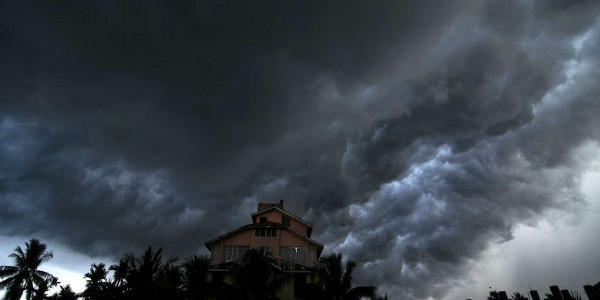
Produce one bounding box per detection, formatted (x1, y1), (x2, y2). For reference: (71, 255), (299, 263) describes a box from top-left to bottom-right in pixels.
(1, 1), (600, 298)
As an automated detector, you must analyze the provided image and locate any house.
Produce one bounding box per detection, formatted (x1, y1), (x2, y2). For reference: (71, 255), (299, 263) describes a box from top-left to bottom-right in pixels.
(204, 200), (324, 299)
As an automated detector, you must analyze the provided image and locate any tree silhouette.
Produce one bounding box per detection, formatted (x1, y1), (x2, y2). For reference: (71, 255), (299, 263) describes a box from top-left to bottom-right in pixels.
(181, 255), (211, 300)
(0, 239), (58, 300)
(32, 276), (58, 300)
(489, 291), (502, 300)
(109, 259), (128, 288)
(298, 253), (376, 300)
(108, 258), (129, 299)
(49, 285), (79, 300)
(82, 263), (112, 300)
(122, 246), (181, 300)
(230, 248), (283, 300)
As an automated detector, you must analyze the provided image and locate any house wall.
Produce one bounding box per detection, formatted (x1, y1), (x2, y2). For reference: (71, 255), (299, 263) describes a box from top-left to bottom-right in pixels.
(255, 209), (310, 236)
(257, 210), (283, 223)
(279, 230), (311, 265)
(213, 230), (253, 263)
(249, 230), (281, 256)
(210, 227), (315, 265)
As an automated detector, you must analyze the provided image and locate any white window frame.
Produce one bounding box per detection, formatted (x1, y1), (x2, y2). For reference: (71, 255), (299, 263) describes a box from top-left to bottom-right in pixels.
(254, 228), (277, 238)
(223, 245), (249, 262)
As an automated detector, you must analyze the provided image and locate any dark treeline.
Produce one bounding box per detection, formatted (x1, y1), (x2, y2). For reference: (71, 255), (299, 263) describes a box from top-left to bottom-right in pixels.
(0, 239), (383, 300)
(5, 239), (597, 300)
(484, 285), (600, 300)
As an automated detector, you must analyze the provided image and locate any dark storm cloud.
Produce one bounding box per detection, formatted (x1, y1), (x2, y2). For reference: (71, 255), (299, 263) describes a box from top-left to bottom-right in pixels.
(1, 0), (600, 298)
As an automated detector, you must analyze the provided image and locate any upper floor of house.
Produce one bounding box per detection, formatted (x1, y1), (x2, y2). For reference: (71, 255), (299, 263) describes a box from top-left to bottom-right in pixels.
(204, 200), (323, 268)
(251, 200), (313, 238)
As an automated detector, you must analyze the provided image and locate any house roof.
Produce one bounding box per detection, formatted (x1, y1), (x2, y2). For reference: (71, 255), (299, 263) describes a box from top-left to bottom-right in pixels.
(204, 223), (324, 250)
(251, 206), (313, 228)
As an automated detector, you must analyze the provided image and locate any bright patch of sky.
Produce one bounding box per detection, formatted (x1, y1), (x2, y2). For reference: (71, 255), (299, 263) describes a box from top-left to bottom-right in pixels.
(443, 144), (600, 300)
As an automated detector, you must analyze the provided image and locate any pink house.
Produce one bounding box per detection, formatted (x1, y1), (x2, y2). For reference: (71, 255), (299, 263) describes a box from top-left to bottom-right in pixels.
(204, 200), (324, 299)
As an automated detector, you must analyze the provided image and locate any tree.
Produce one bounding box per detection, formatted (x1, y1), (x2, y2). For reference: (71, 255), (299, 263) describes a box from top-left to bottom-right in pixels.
(32, 276), (58, 300)
(122, 246), (181, 300)
(109, 259), (128, 288)
(298, 253), (376, 300)
(489, 291), (502, 300)
(181, 255), (211, 300)
(49, 285), (79, 300)
(82, 263), (112, 300)
(231, 248), (283, 300)
(0, 239), (58, 300)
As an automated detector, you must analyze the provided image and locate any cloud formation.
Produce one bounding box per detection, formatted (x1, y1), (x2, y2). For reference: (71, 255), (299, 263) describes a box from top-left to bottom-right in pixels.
(1, 1), (600, 298)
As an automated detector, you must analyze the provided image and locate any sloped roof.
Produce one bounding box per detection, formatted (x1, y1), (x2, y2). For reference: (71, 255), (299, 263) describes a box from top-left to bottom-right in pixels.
(251, 206), (313, 228)
(204, 222), (324, 249)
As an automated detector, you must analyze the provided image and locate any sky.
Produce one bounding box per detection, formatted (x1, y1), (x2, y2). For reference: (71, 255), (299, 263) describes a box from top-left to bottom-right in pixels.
(1, 1), (600, 299)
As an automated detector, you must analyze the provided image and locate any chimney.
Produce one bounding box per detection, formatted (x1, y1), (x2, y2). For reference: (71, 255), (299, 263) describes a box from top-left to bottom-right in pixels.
(279, 199), (284, 208)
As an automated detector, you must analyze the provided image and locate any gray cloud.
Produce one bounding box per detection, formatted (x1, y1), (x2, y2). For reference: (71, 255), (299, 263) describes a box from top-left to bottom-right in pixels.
(1, 0), (600, 298)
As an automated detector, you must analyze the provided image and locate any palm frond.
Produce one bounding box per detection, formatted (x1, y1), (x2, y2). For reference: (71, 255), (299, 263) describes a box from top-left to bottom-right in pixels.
(342, 260), (357, 292)
(39, 252), (54, 264)
(0, 275), (21, 289)
(33, 270), (56, 282)
(0, 266), (18, 278)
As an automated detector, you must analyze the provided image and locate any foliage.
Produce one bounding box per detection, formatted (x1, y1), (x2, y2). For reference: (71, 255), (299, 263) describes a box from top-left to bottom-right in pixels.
(0, 239), (57, 300)
(49, 285), (79, 300)
(120, 246), (181, 300)
(2, 241), (381, 300)
(489, 291), (502, 300)
(181, 255), (211, 300)
(297, 253), (377, 300)
(230, 247), (283, 300)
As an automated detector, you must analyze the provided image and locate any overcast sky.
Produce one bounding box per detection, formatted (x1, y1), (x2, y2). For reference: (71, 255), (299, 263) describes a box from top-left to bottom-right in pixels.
(1, 1), (600, 299)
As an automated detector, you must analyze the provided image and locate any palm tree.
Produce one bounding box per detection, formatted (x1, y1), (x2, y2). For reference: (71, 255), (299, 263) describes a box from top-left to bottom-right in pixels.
(298, 253), (376, 300)
(231, 248), (283, 300)
(181, 255), (211, 300)
(123, 246), (180, 300)
(0, 239), (58, 300)
(108, 258), (129, 300)
(32, 276), (58, 300)
(82, 263), (111, 300)
(49, 285), (79, 300)
(109, 259), (128, 288)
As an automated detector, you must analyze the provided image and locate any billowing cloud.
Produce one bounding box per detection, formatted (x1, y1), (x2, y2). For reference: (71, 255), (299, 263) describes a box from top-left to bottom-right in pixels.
(1, 1), (599, 298)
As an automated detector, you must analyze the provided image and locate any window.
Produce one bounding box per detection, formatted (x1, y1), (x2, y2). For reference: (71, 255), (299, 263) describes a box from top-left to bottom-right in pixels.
(309, 246), (317, 266)
(260, 217), (267, 223)
(282, 215), (290, 227)
(280, 246), (306, 265)
(223, 245), (249, 262)
(211, 244), (220, 264)
(255, 228), (277, 237)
